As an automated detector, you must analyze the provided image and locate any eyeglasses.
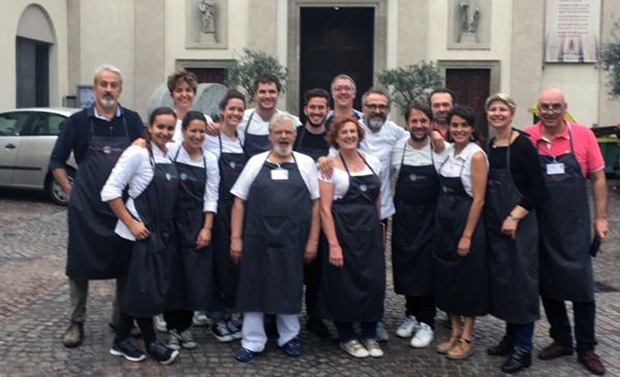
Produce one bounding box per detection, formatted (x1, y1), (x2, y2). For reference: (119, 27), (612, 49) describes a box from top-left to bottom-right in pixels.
(538, 103), (564, 112)
(334, 85), (354, 92)
(363, 104), (389, 111)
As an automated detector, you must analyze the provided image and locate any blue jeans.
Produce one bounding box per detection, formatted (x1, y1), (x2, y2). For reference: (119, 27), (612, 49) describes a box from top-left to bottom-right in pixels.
(506, 322), (535, 351)
(334, 321), (377, 343)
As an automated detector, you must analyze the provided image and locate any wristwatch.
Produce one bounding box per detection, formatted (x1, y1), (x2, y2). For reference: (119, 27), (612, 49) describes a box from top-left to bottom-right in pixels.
(508, 213), (522, 221)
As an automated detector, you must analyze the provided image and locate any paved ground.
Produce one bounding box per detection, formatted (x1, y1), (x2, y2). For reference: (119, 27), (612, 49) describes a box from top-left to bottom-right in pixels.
(0, 181), (619, 377)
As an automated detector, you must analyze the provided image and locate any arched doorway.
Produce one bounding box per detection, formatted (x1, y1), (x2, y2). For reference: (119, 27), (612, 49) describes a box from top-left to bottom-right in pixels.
(16, 4), (56, 108)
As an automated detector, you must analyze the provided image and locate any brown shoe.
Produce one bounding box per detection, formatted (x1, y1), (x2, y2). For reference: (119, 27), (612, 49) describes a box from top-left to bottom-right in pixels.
(62, 321), (84, 348)
(436, 335), (460, 354)
(578, 352), (606, 375)
(538, 341), (573, 360)
(447, 338), (475, 360)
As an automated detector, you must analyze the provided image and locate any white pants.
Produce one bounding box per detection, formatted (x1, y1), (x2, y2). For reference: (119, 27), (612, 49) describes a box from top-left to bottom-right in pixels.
(241, 312), (300, 352)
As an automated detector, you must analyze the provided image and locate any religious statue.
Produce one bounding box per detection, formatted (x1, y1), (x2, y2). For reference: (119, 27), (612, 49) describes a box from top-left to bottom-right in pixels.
(199, 0), (217, 41)
(458, 0), (480, 43)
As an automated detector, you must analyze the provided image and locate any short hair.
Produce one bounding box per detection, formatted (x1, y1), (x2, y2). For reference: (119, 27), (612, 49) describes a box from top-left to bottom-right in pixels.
(219, 88), (246, 110)
(148, 106), (176, 125)
(253, 73), (281, 93)
(327, 116), (366, 149)
(181, 111), (207, 130)
(268, 112), (297, 134)
(429, 88), (456, 105)
(361, 86), (392, 107)
(330, 74), (357, 93)
(447, 105), (476, 127)
(303, 88), (330, 106)
(167, 68), (198, 95)
(404, 102), (433, 123)
(93, 65), (123, 85)
(485, 92), (517, 114)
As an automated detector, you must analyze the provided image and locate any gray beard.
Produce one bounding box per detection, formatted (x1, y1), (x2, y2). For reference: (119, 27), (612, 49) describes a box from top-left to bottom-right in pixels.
(273, 144), (293, 157)
(100, 97), (116, 108)
(367, 117), (385, 131)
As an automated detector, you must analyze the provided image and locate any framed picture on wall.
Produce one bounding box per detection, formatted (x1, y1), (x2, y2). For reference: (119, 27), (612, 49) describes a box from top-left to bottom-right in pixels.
(76, 85), (95, 109)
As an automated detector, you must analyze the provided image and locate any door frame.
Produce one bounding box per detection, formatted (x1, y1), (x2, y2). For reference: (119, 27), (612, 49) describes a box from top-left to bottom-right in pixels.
(437, 60), (501, 96)
(286, 0), (388, 116)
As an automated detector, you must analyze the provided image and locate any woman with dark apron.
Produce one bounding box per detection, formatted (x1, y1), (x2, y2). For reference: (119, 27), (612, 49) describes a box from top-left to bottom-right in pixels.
(483, 94), (544, 373)
(163, 111), (220, 351)
(206, 89), (247, 342)
(434, 105), (488, 360)
(316, 116), (385, 359)
(391, 103), (448, 348)
(101, 107), (180, 365)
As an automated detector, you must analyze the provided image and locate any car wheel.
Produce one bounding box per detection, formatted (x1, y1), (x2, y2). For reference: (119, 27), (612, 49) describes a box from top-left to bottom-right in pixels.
(45, 168), (75, 206)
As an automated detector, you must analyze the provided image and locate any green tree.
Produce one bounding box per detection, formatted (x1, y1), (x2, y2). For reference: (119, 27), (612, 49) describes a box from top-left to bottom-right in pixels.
(226, 49), (289, 101)
(378, 61), (444, 113)
(600, 20), (620, 98)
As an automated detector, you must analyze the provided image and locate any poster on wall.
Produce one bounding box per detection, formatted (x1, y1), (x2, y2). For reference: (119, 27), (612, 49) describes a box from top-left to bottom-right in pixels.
(545, 0), (601, 63)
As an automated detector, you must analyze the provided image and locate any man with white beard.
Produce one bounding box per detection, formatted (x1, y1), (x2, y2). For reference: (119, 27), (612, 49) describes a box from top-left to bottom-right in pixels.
(229, 113), (321, 362)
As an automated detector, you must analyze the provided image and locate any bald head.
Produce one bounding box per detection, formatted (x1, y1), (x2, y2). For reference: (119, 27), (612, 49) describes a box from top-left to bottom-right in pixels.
(538, 88), (567, 130)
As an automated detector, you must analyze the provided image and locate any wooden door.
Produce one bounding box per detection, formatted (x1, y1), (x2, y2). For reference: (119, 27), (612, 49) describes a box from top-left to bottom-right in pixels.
(446, 69), (490, 143)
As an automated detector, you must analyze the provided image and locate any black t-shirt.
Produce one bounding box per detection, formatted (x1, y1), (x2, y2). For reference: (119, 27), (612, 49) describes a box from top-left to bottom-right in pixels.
(488, 131), (545, 211)
(293, 125), (329, 161)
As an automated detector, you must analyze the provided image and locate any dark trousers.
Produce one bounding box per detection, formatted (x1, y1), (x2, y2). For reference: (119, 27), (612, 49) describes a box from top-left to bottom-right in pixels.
(334, 321), (377, 343)
(506, 322), (535, 351)
(304, 233), (325, 318)
(115, 313), (156, 347)
(405, 295), (436, 329)
(542, 296), (597, 355)
(164, 309), (193, 332)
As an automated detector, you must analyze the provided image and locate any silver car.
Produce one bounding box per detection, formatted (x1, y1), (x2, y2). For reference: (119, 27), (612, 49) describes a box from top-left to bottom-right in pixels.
(0, 107), (80, 205)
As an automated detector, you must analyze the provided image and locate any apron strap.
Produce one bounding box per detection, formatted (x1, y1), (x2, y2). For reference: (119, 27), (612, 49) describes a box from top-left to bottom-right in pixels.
(244, 111), (255, 139)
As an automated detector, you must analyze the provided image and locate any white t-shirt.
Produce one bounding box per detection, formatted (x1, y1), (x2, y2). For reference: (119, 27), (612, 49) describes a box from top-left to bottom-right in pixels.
(167, 141), (220, 213)
(172, 114), (214, 145)
(391, 137), (451, 176)
(319, 153), (382, 200)
(205, 132), (244, 160)
(438, 142), (488, 197)
(237, 109), (302, 144)
(101, 143), (174, 241)
(230, 151), (319, 200)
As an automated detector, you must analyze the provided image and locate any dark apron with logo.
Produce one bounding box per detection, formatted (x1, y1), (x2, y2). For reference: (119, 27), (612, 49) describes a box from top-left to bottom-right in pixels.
(123, 159), (179, 318)
(243, 111), (270, 158)
(485, 141), (539, 324)
(295, 127), (328, 161)
(316, 154), (385, 322)
(434, 154), (488, 316)
(536, 129), (593, 302)
(235, 154), (312, 314)
(165, 147), (214, 311)
(212, 135), (246, 302)
(67, 118), (132, 279)
(392, 142), (439, 296)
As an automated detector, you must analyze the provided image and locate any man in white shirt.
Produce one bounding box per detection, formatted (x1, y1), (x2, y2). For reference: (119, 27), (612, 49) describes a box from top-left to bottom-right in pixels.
(325, 74), (364, 128)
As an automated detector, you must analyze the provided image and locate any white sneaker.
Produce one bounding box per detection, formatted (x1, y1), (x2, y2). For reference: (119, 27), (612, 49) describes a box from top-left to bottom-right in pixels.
(396, 315), (419, 338)
(363, 338), (384, 358)
(226, 319), (242, 340)
(340, 339), (369, 358)
(410, 322), (434, 348)
(155, 314), (167, 333)
(192, 311), (210, 327)
(179, 328), (198, 349)
(376, 321), (389, 342)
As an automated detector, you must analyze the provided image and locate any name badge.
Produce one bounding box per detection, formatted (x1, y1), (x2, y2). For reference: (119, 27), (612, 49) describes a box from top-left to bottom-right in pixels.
(271, 168), (289, 181)
(546, 162), (565, 175)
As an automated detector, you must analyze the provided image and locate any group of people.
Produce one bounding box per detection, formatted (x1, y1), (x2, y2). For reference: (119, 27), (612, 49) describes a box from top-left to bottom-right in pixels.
(50, 65), (609, 375)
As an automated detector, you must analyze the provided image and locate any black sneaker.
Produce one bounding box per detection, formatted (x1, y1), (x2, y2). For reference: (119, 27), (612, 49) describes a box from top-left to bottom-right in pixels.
(148, 341), (179, 365)
(109, 339), (146, 362)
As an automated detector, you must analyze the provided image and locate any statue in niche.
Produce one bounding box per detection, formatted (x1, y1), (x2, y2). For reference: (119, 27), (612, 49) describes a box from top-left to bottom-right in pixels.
(199, 0), (218, 42)
(458, 0), (480, 43)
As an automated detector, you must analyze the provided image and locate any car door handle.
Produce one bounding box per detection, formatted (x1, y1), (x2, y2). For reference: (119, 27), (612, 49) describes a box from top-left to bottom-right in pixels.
(5, 143), (16, 149)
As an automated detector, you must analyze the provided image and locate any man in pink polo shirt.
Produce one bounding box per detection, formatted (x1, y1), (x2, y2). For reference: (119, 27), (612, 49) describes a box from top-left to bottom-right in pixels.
(524, 88), (608, 376)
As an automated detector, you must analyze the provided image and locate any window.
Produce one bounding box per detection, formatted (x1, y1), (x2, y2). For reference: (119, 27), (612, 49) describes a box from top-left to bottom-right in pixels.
(0, 113), (31, 136)
(27, 113), (67, 136)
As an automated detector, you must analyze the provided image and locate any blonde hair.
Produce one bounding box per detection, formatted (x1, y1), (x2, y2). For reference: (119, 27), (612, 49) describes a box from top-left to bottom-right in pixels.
(485, 93), (516, 114)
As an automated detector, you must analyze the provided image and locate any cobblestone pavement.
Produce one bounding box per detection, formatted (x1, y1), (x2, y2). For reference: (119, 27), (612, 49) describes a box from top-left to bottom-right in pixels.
(0, 182), (619, 377)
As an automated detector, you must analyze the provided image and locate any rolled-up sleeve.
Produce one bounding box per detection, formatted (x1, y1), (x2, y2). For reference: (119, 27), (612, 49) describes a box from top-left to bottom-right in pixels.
(49, 118), (76, 170)
(101, 147), (142, 202)
(204, 151), (220, 213)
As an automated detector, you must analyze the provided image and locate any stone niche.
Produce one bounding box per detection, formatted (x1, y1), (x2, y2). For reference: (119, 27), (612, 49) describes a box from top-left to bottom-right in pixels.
(447, 0), (491, 50)
(186, 0), (228, 49)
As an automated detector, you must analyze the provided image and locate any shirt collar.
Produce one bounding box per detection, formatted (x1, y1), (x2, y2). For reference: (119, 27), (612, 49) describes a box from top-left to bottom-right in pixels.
(88, 104), (123, 120)
(538, 120), (571, 143)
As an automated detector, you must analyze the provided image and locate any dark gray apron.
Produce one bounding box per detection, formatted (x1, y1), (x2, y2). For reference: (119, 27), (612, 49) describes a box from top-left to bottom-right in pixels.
(67, 118), (131, 279)
(235, 154), (312, 314)
(212, 135), (246, 301)
(295, 127), (329, 161)
(392, 141), (439, 296)
(123, 158), (179, 318)
(243, 111), (270, 158)
(536, 128), (593, 302)
(434, 153), (488, 316)
(485, 139), (539, 324)
(165, 147), (214, 311)
(316, 153), (385, 322)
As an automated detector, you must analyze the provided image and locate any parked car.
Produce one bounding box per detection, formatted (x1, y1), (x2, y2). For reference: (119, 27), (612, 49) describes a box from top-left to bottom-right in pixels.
(0, 107), (80, 205)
